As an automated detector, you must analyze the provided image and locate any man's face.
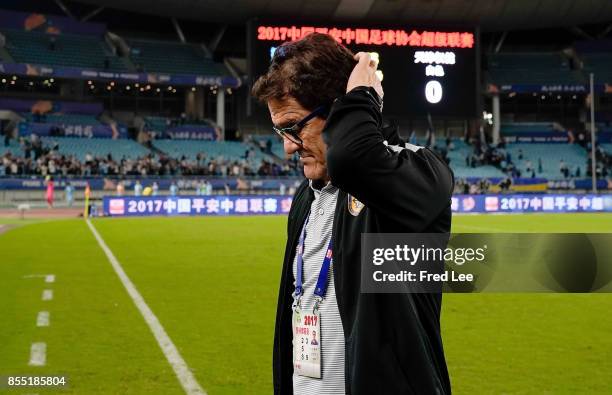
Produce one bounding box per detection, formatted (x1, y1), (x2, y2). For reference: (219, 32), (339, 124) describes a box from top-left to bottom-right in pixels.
(268, 97), (328, 182)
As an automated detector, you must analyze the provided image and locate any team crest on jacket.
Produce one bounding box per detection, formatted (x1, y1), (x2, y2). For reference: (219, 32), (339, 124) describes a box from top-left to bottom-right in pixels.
(348, 195), (365, 216)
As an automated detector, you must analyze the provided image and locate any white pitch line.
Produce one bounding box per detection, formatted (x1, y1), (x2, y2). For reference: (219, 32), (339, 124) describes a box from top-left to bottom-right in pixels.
(36, 311), (50, 327)
(29, 342), (46, 366)
(454, 224), (504, 232)
(85, 219), (206, 395)
(45, 274), (55, 283)
(42, 289), (53, 301)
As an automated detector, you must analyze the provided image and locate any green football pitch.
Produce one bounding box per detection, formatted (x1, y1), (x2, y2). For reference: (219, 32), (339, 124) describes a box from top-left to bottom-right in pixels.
(1, 213), (611, 394)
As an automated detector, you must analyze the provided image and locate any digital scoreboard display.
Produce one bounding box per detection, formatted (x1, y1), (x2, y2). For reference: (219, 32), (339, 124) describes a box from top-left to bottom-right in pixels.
(248, 21), (480, 118)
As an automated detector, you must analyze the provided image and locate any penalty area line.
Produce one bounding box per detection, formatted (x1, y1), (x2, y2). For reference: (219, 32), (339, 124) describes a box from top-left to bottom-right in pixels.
(86, 219), (206, 395)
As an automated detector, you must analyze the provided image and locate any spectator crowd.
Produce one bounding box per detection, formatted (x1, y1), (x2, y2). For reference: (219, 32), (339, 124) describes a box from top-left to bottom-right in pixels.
(1, 135), (300, 177)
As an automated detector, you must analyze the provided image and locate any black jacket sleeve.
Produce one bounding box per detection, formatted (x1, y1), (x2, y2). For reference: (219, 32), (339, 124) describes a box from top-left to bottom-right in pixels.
(325, 87), (454, 231)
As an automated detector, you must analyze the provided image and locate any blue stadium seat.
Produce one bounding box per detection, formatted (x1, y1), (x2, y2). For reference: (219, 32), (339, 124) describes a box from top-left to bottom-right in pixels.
(153, 140), (267, 168)
(506, 143), (586, 179)
(128, 39), (228, 75)
(501, 122), (557, 134)
(144, 116), (170, 133)
(41, 137), (150, 161)
(487, 52), (584, 85)
(580, 53), (612, 84)
(3, 29), (129, 71)
(21, 113), (102, 126)
(251, 134), (285, 157)
(439, 139), (507, 178)
(0, 140), (22, 156)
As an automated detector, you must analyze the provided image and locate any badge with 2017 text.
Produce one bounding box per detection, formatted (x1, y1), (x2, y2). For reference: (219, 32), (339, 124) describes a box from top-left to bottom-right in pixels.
(292, 310), (321, 378)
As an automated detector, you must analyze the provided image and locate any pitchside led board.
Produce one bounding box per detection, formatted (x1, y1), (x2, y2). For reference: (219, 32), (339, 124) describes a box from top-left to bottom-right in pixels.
(248, 20), (480, 118)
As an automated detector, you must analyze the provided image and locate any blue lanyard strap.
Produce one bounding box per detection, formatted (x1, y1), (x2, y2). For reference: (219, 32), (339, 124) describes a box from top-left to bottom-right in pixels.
(295, 213), (334, 300)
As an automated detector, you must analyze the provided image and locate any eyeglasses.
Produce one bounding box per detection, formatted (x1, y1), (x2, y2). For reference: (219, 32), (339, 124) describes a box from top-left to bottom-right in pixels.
(272, 106), (328, 146)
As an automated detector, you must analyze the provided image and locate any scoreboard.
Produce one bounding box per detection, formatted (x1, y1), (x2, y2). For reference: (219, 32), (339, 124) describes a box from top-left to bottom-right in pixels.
(248, 20), (480, 118)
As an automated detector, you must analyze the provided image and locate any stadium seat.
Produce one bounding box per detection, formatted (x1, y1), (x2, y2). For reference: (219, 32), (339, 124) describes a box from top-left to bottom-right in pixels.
(580, 53), (612, 84)
(3, 29), (129, 71)
(506, 143), (586, 179)
(153, 140), (266, 167)
(251, 134), (285, 158)
(597, 123), (612, 133)
(144, 116), (170, 134)
(21, 113), (102, 126)
(128, 39), (228, 75)
(437, 139), (507, 178)
(0, 140), (22, 156)
(500, 122), (557, 134)
(40, 136), (150, 161)
(487, 52), (584, 85)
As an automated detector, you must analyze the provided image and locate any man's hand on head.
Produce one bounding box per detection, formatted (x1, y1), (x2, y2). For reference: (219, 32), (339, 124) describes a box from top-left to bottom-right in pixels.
(346, 52), (384, 100)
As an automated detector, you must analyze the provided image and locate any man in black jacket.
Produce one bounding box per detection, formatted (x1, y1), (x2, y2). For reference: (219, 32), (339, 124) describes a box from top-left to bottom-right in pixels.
(253, 33), (453, 395)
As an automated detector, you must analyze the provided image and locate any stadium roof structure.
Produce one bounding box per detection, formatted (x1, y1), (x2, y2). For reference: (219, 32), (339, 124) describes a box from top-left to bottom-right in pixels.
(73, 0), (612, 31)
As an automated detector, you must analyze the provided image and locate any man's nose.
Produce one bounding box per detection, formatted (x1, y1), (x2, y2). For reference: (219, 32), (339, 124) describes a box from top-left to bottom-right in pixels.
(283, 137), (301, 156)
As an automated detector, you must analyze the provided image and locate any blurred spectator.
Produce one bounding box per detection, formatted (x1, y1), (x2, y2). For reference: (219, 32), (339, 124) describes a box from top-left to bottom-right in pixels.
(116, 181), (125, 196)
(134, 180), (143, 196)
(478, 178), (490, 194)
(577, 131), (586, 148)
(1, 134), (304, 179)
(45, 176), (54, 208)
(559, 159), (569, 178)
(499, 177), (512, 192)
(65, 183), (74, 207)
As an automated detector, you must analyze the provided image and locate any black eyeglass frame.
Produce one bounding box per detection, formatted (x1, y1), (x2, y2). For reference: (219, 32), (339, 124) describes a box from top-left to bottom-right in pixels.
(272, 106), (328, 146)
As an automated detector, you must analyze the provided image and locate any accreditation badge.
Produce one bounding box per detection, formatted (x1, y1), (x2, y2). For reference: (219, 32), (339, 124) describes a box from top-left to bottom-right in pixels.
(292, 308), (321, 378)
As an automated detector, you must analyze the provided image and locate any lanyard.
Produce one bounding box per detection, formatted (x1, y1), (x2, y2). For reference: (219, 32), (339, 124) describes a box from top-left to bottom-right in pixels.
(294, 212), (333, 308)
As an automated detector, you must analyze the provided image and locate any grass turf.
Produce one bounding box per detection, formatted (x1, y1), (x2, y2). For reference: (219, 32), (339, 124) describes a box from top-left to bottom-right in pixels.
(0, 213), (610, 394)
